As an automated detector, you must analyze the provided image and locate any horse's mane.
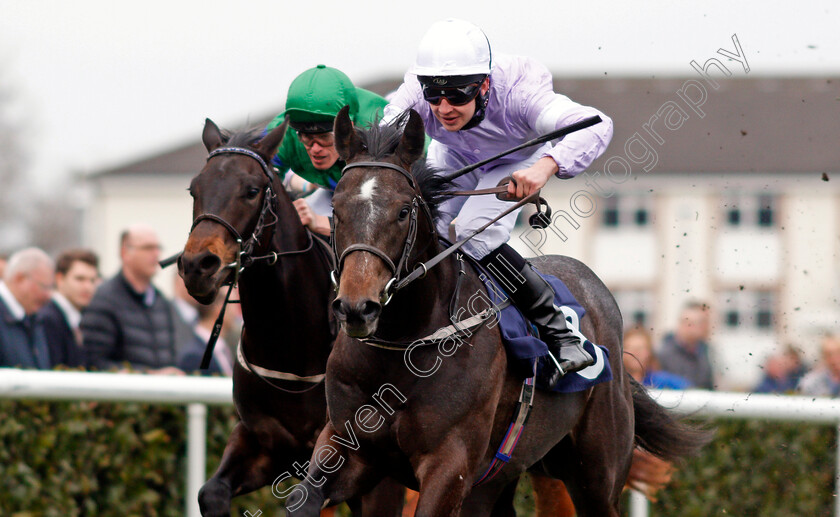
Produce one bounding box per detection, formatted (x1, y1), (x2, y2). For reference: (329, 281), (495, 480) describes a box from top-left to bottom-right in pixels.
(354, 113), (454, 220)
(224, 127), (267, 149)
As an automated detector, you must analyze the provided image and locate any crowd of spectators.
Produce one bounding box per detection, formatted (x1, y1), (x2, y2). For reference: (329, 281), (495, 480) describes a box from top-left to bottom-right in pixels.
(0, 224), (238, 376)
(1, 233), (837, 396)
(623, 301), (836, 396)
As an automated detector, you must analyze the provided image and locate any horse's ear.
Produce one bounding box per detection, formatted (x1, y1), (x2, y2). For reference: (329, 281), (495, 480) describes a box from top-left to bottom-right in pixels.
(202, 119), (226, 152)
(255, 117), (289, 159)
(395, 109), (425, 166)
(334, 105), (364, 162)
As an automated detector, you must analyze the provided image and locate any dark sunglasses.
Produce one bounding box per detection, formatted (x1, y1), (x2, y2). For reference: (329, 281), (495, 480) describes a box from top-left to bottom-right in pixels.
(421, 82), (482, 106)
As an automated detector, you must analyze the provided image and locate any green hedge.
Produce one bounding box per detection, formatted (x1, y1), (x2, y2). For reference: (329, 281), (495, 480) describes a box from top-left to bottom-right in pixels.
(651, 419), (836, 517)
(0, 401), (836, 516)
(0, 401), (287, 517)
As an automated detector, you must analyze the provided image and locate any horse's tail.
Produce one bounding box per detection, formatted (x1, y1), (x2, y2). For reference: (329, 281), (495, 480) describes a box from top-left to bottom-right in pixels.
(631, 377), (713, 462)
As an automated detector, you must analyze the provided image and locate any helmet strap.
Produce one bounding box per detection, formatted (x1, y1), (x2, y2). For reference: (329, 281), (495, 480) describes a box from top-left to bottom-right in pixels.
(460, 84), (490, 131)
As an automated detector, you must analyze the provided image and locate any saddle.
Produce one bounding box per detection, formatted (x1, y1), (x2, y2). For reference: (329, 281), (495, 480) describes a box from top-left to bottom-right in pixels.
(464, 254), (612, 393)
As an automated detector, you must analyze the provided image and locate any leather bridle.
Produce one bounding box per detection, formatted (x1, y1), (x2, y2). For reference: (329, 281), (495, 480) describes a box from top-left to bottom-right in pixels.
(330, 160), (543, 307)
(187, 146), (314, 370)
(190, 146), (314, 286)
(330, 160), (435, 306)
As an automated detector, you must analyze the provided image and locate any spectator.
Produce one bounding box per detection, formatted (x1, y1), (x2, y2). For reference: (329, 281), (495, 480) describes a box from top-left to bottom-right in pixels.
(658, 301), (715, 389)
(38, 249), (100, 368)
(0, 248), (55, 369)
(798, 335), (840, 397)
(177, 291), (234, 376)
(754, 345), (807, 394)
(623, 327), (692, 390)
(81, 224), (184, 374)
(0, 253), (8, 279)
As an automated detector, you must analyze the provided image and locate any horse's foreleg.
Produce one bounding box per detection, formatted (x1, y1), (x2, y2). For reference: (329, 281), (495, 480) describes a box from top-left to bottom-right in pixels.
(199, 422), (281, 517)
(459, 476), (520, 517)
(412, 438), (472, 517)
(286, 421), (387, 517)
(358, 477), (405, 517)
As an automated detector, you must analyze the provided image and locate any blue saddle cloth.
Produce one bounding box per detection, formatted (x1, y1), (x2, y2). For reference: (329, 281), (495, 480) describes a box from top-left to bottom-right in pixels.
(476, 267), (612, 393)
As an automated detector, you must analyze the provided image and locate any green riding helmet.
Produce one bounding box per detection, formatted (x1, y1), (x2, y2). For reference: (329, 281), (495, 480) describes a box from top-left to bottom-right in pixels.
(266, 65), (388, 189)
(283, 64), (361, 134)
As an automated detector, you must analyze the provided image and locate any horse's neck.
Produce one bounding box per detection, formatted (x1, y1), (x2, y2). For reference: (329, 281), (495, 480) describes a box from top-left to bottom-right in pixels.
(375, 239), (461, 341)
(238, 193), (334, 370)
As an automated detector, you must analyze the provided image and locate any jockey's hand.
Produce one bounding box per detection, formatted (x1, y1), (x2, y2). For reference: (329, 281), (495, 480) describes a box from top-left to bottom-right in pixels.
(293, 198), (331, 236)
(508, 157), (559, 199)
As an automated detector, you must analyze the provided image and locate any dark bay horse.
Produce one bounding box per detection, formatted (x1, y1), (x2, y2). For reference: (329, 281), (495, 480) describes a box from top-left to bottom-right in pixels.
(178, 119), (402, 516)
(287, 108), (707, 517)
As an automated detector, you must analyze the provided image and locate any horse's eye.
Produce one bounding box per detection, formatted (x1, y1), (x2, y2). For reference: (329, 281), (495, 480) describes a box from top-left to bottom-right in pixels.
(246, 187), (260, 199)
(399, 206), (411, 221)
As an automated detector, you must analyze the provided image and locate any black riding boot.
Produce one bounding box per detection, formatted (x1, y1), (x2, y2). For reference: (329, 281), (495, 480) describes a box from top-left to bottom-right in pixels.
(480, 244), (594, 390)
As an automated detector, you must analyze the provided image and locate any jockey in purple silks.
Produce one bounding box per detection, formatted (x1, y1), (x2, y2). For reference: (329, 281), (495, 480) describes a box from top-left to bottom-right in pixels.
(383, 19), (614, 390)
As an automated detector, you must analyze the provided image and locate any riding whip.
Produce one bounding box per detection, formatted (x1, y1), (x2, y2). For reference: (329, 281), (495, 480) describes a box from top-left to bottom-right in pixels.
(441, 115), (602, 183)
(159, 252), (181, 269)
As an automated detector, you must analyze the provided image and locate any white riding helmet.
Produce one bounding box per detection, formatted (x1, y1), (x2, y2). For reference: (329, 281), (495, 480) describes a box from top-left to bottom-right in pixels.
(411, 19), (492, 77)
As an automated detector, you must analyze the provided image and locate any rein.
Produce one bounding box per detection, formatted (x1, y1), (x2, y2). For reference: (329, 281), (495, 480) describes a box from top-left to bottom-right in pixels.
(332, 162), (544, 307)
(331, 160), (539, 352)
(331, 115), (604, 304)
(334, 160), (539, 485)
(190, 146), (318, 370)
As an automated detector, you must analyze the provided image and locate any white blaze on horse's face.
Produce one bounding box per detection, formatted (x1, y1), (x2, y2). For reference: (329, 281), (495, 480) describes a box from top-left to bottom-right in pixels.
(356, 176), (384, 240)
(359, 177), (377, 202)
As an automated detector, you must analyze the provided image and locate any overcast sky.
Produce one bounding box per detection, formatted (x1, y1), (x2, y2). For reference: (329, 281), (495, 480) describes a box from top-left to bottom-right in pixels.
(1, 0), (838, 186)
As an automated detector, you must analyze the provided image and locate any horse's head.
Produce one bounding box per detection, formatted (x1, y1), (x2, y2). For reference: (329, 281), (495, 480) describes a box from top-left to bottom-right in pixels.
(330, 106), (430, 337)
(178, 118), (289, 304)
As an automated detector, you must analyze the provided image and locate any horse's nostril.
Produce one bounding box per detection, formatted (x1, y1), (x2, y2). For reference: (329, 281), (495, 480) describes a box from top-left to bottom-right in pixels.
(360, 300), (381, 320)
(332, 299), (348, 318)
(198, 253), (221, 273)
(332, 298), (380, 324)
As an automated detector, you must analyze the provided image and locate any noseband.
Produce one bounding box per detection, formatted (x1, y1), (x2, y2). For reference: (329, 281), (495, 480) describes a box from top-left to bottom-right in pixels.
(331, 161), (434, 306)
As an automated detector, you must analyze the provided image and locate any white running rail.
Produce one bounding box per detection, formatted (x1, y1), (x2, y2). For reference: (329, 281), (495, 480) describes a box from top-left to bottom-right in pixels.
(2, 370), (839, 516)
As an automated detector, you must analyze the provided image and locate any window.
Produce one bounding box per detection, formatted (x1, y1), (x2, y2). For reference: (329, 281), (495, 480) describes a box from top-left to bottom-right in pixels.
(725, 310), (740, 327)
(722, 193), (776, 228)
(613, 289), (654, 328)
(600, 194), (653, 228)
(727, 208), (741, 226)
(635, 208), (648, 226)
(719, 289), (776, 331)
(757, 194), (774, 227)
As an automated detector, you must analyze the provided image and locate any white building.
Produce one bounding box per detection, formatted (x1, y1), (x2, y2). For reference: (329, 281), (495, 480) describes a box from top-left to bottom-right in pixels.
(510, 77), (840, 389)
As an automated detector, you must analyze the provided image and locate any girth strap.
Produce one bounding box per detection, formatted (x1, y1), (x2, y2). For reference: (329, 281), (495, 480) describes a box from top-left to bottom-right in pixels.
(358, 300), (509, 351)
(473, 375), (536, 487)
(236, 342), (326, 396)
